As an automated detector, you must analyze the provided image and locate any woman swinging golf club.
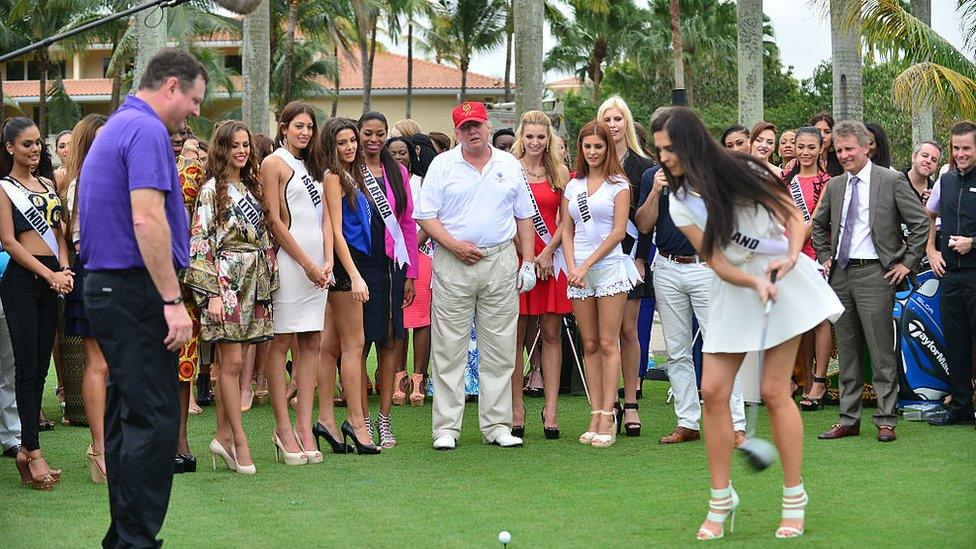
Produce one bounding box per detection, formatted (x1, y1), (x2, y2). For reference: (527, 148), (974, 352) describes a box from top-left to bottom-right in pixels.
(650, 108), (842, 541)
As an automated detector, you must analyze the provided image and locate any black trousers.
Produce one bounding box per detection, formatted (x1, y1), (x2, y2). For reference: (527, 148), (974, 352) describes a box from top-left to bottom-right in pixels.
(86, 270), (178, 549)
(0, 256), (59, 451)
(940, 269), (976, 420)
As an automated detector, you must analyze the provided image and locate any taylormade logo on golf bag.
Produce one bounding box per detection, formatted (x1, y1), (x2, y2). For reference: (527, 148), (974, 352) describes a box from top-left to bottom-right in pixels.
(906, 320), (949, 378)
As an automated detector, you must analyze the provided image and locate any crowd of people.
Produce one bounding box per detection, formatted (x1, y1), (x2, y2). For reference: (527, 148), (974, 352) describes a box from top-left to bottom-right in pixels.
(1, 47), (975, 546)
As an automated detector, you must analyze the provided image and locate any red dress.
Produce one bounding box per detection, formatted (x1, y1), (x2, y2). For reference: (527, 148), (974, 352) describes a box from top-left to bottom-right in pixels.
(520, 181), (573, 316)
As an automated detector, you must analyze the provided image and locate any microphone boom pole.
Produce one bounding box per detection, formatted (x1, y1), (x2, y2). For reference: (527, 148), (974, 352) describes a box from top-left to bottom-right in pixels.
(0, 0), (193, 64)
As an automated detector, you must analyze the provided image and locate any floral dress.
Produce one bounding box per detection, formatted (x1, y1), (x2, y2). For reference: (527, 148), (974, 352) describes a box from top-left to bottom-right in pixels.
(177, 156), (205, 381)
(183, 179), (279, 343)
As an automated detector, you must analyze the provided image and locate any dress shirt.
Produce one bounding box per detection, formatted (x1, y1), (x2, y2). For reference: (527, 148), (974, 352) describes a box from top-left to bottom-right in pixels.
(837, 160), (879, 260)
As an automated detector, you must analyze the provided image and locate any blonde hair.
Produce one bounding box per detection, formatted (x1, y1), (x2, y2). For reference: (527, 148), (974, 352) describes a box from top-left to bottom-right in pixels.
(511, 110), (569, 191)
(394, 119), (423, 137)
(597, 95), (647, 158)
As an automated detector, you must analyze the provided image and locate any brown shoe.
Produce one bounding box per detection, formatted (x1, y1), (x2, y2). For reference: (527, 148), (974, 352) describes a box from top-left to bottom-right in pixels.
(659, 426), (700, 444)
(877, 425), (896, 442)
(818, 423), (860, 440)
(734, 430), (747, 448)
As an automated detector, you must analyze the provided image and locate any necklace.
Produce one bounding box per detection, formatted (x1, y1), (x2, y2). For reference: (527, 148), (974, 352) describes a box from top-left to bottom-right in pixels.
(522, 162), (547, 181)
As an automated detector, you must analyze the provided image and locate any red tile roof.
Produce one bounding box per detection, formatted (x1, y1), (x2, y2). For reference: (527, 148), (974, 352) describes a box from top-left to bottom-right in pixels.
(4, 52), (505, 100)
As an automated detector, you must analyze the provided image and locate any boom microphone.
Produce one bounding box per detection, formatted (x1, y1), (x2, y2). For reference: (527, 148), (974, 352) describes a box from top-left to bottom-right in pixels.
(214, 0), (264, 14)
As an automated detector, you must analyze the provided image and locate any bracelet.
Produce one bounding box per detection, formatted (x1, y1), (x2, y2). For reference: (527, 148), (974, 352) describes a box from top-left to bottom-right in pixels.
(162, 296), (183, 306)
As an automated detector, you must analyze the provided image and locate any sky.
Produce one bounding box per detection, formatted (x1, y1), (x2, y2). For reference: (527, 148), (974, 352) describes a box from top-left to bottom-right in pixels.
(382, 1), (972, 83)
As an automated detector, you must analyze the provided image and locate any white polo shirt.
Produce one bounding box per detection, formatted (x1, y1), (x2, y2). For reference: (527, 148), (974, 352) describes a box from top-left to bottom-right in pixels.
(837, 160), (879, 260)
(414, 145), (535, 246)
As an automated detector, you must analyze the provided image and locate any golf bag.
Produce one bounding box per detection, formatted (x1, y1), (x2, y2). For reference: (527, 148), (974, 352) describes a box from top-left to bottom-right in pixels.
(893, 270), (951, 404)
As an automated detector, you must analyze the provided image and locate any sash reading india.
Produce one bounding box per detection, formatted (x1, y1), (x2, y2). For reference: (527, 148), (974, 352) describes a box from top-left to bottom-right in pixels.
(227, 183), (263, 231)
(363, 166), (410, 268)
(0, 177), (60, 258)
(521, 171), (567, 276)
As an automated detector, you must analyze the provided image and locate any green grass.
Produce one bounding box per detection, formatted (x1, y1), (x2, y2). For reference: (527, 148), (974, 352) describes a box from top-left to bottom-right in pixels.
(1, 380), (974, 548)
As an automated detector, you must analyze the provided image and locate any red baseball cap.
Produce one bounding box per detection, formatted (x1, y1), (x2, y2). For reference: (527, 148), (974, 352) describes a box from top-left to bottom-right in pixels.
(452, 101), (488, 129)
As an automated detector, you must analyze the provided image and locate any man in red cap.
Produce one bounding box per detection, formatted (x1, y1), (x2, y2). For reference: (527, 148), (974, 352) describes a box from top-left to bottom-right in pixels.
(414, 101), (538, 450)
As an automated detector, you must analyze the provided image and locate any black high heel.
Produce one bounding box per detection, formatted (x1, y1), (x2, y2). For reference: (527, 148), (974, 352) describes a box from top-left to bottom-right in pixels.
(622, 402), (641, 437)
(179, 453), (197, 473)
(341, 421), (381, 455)
(613, 402), (623, 435)
(313, 422), (349, 454)
(800, 376), (828, 411)
(511, 406), (525, 438)
(541, 410), (559, 440)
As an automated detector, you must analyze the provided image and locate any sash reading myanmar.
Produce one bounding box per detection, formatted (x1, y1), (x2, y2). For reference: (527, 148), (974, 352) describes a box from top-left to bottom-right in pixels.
(363, 166), (410, 268)
(788, 175), (811, 222)
(521, 171), (567, 276)
(227, 182), (263, 232)
(0, 177), (60, 258)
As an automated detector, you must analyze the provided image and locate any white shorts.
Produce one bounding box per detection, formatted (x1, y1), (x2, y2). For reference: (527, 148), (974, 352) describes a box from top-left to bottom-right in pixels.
(567, 258), (642, 300)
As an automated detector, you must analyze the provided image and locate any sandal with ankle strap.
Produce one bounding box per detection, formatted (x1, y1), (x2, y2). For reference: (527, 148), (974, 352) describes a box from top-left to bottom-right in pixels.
(696, 485), (739, 541)
(800, 377), (828, 411)
(775, 483), (808, 538)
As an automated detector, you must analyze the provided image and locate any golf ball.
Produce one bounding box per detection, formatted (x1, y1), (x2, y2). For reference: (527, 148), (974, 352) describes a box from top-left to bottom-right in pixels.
(498, 531), (512, 544)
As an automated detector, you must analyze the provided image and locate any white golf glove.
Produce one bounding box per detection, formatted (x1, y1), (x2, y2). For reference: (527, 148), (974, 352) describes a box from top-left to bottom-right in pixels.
(517, 261), (537, 293)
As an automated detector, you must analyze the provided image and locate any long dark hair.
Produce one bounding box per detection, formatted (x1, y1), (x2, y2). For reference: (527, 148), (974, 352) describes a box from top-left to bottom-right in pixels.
(275, 101), (326, 181)
(809, 112), (843, 176)
(784, 125), (825, 182)
(406, 133), (438, 177)
(357, 111), (407, 216)
(865, 122), (892, 168)
(386, 136), (418, 174)
(320, 117), (366, 209)
(651, 107), (793, 258)
(206, 120), (267, 229)
(1, 117), (40, 178)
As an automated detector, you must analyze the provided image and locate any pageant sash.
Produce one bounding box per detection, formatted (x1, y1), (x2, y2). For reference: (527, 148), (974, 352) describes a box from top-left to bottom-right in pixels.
(363, 166), (410, 268)
(788, 175), (811, 222)
(520, 171), (567, 276)
(227, 182), (263, 232)
(0, 177), (60, 258)
(677, 187), (789, 256)
(575, 182), (641, 260)
(302, 172), (323, 222)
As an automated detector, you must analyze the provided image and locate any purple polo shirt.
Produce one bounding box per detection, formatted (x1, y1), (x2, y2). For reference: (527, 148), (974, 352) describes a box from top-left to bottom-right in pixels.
(79, 95), (188, 270)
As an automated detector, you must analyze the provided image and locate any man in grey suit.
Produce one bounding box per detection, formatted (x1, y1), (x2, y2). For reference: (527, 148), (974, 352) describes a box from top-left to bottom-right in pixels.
(812, 120), (928, 443)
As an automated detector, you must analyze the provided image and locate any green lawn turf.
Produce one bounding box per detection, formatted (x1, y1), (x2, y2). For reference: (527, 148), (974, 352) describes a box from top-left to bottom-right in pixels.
(1, 365), (975, 547)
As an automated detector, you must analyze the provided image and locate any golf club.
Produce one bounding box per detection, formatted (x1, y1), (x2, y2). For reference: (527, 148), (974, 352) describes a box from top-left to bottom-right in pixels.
(738, 271), (780, 471)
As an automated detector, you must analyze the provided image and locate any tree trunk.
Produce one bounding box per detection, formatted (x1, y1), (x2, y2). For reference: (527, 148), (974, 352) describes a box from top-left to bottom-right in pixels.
(280, 0), (299, 114)
(830, 0), (863, 121)
(243, 0), (271, 135)
(910, 0), (934, 143)
(514, 0), (544, 116)
(590, 38), (607, 103)
(109, 26), (125, 111)
(332, 44), (339, 117)
(37, 51), (49, 138)
(1, 72), (5, 122)
(460, 58), (469, 101)
(365, 17), (377, 113)
(131, 10), (167, 94)
(736, 0), (763, 128)
(668, 0), (686, 105)
(503, 0), (514, 103)
(406, 21), (413, 119)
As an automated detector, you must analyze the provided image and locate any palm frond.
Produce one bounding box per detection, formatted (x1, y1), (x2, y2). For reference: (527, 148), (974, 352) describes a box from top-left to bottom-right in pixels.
(892, 61), (976, 119)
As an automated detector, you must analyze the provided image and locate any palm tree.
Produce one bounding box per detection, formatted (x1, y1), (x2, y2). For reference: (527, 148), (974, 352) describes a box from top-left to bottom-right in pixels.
(830, 0), (864, 121)
(843, 0), (976, 121)
(434, 0), (506, 101)
(503, 0), (514, 103)
(386, 0), (437, 118)
(736, 0), (763, 127)
(243, 0), (270, 135)
(668, 0), (686, 105)
(4, 0), (97, 137)
(131, 5), (168, 94)
(546, 0), (644, 103)
(514, 0), (544, 114)
(909, 0), (933, 142)
(351, 0), (381, 112)
(280, 0), (302, 111)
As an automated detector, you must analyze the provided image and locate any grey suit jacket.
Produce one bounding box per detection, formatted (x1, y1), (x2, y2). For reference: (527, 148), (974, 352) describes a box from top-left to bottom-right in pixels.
(811, 162), (928, 271)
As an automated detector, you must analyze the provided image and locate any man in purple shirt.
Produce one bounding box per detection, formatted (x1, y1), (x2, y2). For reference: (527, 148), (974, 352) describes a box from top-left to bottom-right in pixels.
(79, 48), (205, 549)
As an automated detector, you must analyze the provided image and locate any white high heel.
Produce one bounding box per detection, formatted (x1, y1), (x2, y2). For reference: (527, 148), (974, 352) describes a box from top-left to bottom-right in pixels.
(579, 410), (602, 444)
(209, 439), (236, 471)
(696, 485), (740, 541)
(775, 483), (808, 538)
(273, 432), (308, 466)
(231, 444), (256, 475)
(294, 429), (323, 464)
(591, 410), (617, 448)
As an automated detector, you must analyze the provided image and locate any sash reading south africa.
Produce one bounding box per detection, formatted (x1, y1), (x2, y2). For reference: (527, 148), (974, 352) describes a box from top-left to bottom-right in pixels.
(227, 182), (263, 232)
(0, 177), (60, 258)
(363, 166), (411, 268)
(520, 171), (567, 276)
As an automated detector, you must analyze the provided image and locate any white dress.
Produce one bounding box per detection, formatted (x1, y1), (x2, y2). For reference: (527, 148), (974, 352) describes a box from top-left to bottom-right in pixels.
(669, 190), (843, 353)
(270, 148), (327, 333)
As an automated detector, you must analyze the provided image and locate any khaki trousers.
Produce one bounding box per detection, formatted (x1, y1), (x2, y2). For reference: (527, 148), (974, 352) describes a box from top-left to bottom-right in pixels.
(430, 241), (518, 442)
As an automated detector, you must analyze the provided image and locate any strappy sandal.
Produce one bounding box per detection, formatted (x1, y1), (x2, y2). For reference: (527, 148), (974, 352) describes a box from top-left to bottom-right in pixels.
(800, 376), (828, 411)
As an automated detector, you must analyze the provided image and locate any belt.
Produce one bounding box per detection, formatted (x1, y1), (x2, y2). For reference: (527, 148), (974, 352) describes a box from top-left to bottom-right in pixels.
(845, 258), (880, 268)
(477, 241), (513, 257)
(660, 251), (702, 264)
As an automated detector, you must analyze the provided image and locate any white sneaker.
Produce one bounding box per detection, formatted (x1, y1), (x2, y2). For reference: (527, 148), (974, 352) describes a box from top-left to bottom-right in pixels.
(433, 434), (456, 451)
(488, 433), (523, 448)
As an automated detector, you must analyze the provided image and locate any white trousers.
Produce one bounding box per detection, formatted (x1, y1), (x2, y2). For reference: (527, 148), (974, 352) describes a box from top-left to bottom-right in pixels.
(0, 300), (21, 450)
(652, 257), (746, 431)
(430, 242), (518, 442)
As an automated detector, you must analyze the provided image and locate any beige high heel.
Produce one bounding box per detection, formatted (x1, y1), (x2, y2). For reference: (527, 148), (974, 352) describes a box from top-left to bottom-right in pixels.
(294, 429), (323, 464)
(210, 439), (236, 471)
(392, 371), (409, 406)
(409, 373), (425, 406)
(87, 444), (107, 484)
(591, 410), (617, 448)
(273, 432), (308, 466)
(579, 410), (602, 444)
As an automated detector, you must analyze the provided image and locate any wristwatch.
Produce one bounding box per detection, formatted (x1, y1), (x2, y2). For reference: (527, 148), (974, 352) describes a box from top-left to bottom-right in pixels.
(162, 296), (183, 306)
